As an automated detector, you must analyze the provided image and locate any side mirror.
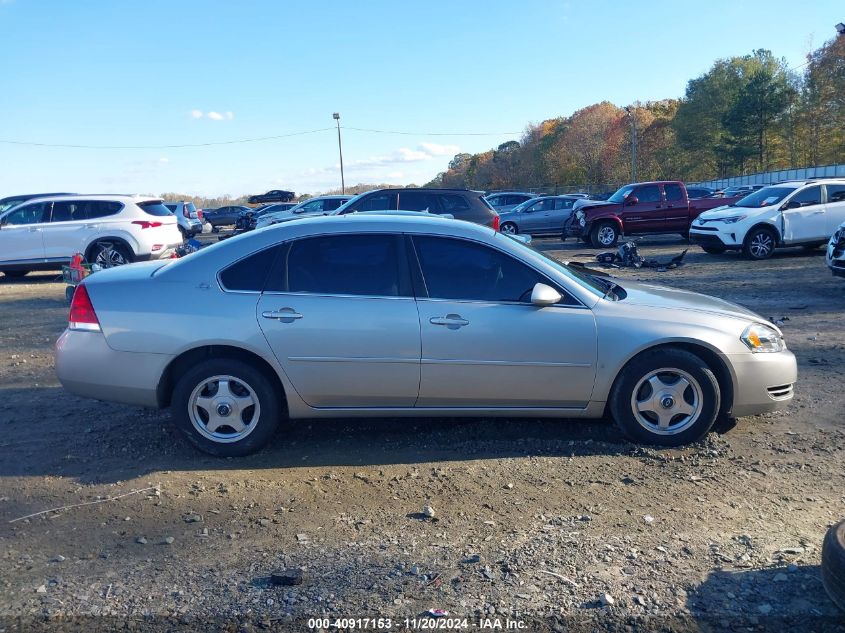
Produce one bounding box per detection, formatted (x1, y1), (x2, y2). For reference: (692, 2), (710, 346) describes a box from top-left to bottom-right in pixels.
(530, 282), (562, 307)
(784, 200), (801, 210)
(625, 196), (639, 206)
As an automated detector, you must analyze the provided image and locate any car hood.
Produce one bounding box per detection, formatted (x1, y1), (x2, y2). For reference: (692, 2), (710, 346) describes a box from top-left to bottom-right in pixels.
(574, 199), (615, 212)
(695, 204), (746, 220)
(617, 279), (767, 324)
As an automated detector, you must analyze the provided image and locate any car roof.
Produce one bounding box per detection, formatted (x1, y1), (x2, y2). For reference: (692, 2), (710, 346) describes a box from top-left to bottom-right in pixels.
(10, 194), (162, 204)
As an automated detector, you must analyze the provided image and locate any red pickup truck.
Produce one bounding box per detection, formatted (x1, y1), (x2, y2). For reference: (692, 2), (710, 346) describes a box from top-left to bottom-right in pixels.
(563, 181), (740, 247)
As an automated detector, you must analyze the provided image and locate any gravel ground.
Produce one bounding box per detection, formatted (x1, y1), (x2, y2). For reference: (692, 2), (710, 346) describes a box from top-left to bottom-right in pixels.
(0, 234), (844, 632)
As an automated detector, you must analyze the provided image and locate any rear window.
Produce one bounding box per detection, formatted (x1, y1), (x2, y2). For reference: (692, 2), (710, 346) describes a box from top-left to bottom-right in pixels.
(139, 201), (175, 217)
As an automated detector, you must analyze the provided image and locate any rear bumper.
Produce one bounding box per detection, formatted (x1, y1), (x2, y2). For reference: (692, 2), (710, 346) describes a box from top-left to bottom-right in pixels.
(725, 350), (797, 417)
(55, 330), (172, 408)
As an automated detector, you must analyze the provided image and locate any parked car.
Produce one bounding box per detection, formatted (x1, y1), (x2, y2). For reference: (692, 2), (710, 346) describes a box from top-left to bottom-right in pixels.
(55, 213), (796, 456)
(827, 220), (845, 277)
(204, 205), (251, 231)
(564, 181), (740, 247)
(0, 193), (74, 215)
(484, 192), (537, 213)
(690, 179), (845, 260)
(254, 195), (352, 229)
(715, 184), (764, 198)
(248, 189), (295, 204)
(498, 195), (580, 236)
(333, 188), (499, 229)
(686, 187), (717, 199)
(0, 195), (182, 278)
(237, 203), (298, 231)
(164, 201), (202, 238)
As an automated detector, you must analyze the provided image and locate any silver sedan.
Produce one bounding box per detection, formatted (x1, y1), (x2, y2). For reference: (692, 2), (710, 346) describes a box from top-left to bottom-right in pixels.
(56, 214), (797, 456)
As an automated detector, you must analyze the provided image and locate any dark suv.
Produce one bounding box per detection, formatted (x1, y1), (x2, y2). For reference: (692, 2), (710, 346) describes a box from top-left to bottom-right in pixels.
(334, 188), (499, 229)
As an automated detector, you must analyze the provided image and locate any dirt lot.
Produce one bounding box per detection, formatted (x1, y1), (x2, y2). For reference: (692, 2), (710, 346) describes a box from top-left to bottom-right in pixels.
(1, 235), (844, 632)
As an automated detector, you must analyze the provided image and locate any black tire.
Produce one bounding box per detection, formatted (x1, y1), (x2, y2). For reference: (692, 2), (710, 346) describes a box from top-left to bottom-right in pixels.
(742, 226), (777, 260)
(171, 358), (282, 457)
(88, 241), (134, 268)
(211, 226), (220, 234)
(500, 222), (518, 235)
(178, 226), (188, 240)
(609, 348), (720, 447)
(702, 246), (727, 255)
(590, 221), (619, 248)
(1, 270), (29, 279)
(822, 519), (845, 612)
(679, 232), (690, 240)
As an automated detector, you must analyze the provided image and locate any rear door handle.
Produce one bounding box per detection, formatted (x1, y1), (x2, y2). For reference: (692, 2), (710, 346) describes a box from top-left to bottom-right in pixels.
(28, 227), (41, 232)
(430, 314), (469, 329)
(262, 307), (303, 322)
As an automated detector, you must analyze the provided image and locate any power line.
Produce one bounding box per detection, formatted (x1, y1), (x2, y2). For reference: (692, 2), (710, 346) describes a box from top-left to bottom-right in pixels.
(0, 127), (335, 149)
(0, 124), (521, 150)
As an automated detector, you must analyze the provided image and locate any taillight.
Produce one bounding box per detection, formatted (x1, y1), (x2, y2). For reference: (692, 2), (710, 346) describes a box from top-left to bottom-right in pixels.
(68, 284), (101, 332)
(492, 215), (500, 232)
(197, 210), (204, 220)
(132, 221), (162, 229)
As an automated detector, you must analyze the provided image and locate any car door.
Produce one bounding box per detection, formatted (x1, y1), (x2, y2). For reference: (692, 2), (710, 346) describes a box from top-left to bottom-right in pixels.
(256, 233), (421, 407)
(620, 184), (665, 233)
(781, 185), (826, 243)
(548, 197), (576, 232)
(518, 198), (554, 233)
(823, 184), (845, 235)
(0, 202), (50, 264)
(411, 235), (597, 408)
(41, 200), (105, 260)
(662, 183), (689, 232)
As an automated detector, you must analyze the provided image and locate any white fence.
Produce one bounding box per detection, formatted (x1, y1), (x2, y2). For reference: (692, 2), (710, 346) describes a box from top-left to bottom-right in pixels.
(691, 163), (845, 189)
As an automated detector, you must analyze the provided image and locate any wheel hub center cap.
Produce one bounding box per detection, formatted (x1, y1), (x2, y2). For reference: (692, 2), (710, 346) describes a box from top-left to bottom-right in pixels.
(660, 395), (675, 409)
(216, 403), (233, 417)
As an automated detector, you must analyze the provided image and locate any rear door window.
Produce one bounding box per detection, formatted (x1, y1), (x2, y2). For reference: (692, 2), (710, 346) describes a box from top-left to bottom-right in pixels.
(349, 192), (397, 213)
(554, 198), (575, 210)
(664, 184), (684, 201)
(219, 247), (279, 292)
(84, 201), (123, 219)
(826, 184), (845, 204)
(278, 234), (406, 297)
(439, 194), (471, 215)
(399, 191), (443, 213)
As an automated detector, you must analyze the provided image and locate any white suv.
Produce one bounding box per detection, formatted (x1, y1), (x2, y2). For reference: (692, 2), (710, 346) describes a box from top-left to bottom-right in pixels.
(689, 179), (845, 260)
(0, 195), (183, 278)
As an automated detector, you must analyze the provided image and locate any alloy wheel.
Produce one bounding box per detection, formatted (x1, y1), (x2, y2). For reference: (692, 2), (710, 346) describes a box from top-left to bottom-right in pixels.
(630, 368), (703, 435)
(188, 375), (261, 443)
(93, 243), (127, 268)
(749, 231), (774, 258)
(598, 225), (616, 246)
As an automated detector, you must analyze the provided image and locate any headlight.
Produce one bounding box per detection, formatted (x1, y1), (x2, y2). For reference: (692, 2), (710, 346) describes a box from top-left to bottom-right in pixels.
(718, 215), (747, 224)
(741, 323), (785, 353)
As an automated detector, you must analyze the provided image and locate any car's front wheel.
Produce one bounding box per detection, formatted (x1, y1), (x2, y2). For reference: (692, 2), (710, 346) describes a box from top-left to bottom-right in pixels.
(590, 221), (619, 248)
(171, 358), (282, 456)
(500, 222), (518, 235)
(610, 348), (720, 446)
(742, 227), (777, 260)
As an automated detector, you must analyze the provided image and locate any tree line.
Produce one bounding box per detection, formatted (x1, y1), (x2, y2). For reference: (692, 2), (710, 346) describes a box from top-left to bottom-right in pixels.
(427, 36), (845, 193)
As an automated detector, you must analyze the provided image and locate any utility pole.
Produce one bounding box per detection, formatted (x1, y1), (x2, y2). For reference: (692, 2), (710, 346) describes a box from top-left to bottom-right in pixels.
(625, 106), (637, 182)
(333, 112), (345, 194)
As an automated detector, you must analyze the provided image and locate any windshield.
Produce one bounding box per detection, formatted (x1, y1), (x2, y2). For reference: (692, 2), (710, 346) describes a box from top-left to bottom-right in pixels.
(331, 191), (370, 215)
(608, 185), (636, 204)
(734, 186), (796, 208)
(497, 233), (609, 297)
(0, 199), (27, 214)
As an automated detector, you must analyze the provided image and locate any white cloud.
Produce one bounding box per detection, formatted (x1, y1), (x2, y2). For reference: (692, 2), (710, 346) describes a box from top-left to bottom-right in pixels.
(190, 109), (204, 119)
(419, 142), (460, 156)
(207, 111), (225, 121)
(191, 110), (234, 121)
(387, 171), (405, 179)
(158, 157), (169, 163)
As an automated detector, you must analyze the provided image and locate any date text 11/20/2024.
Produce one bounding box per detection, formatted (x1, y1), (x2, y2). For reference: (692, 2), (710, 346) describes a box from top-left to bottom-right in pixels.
(306, 617), (529, 629)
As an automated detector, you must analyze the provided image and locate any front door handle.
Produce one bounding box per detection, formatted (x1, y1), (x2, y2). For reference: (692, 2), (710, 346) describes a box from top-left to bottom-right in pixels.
(430, 314), (469, 329)
(262, 307), (303, 322)
(84, 223), (99, 229)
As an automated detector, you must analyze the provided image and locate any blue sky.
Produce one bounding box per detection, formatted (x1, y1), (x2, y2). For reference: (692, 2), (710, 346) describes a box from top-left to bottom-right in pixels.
(0, 0), (841, 197)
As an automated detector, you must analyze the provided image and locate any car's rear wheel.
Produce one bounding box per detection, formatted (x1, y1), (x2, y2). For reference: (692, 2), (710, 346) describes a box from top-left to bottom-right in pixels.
(500, 222), (518, 235)
(822, 519), (845, 612)
(610, 348), (720, 446)
(1, 270), (29, 279)
(742, 227), (777, 260)
(171, 359), (282, 457)
(702, 246), (726, 255)
(89, 241), (134, 268)
(590, 221), (619, 248)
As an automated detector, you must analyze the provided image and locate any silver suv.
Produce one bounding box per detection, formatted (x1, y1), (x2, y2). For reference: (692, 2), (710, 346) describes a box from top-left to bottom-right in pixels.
(164, 201), (202, 238)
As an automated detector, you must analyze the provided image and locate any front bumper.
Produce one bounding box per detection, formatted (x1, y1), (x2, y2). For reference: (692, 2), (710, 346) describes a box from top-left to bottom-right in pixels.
(826, 238), (845, 277)
(689, 227), (741, 249)
(725, 349), (797, 417)
(55, 330), (173, 408)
